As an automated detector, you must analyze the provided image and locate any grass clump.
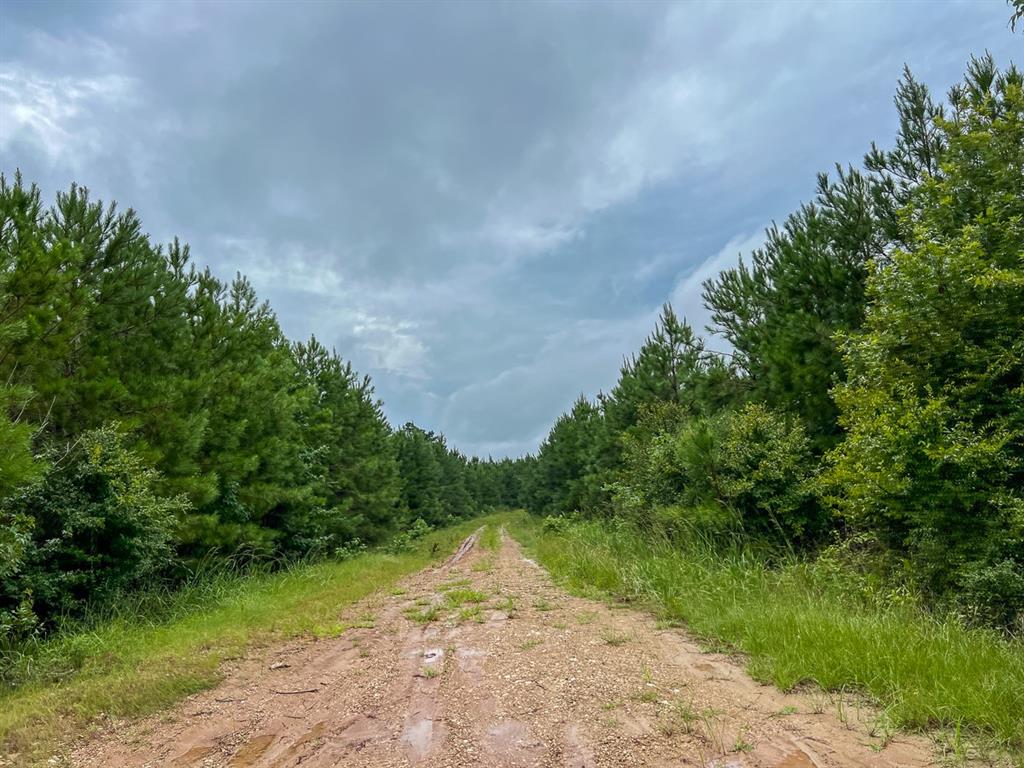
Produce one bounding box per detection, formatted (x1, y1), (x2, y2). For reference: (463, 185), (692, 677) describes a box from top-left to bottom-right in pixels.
(458, 605), (484, 623)
(444, 588), (488, 608)
(509, 513), (1024, 752)
(471, 556), (495, 573)
(404, 604), (442, 624)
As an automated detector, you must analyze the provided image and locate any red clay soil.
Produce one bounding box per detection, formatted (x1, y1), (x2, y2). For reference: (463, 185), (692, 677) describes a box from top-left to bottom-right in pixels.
(69, 530), (937, 767)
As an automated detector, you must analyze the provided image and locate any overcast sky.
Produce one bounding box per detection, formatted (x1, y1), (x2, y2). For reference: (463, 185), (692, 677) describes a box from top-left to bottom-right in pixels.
(1, 1), (1017, 458)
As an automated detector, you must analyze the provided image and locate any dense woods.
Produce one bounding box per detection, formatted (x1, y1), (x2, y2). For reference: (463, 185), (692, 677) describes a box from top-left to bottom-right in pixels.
(1, 53), (1020, 643)
(0, 180), (516, 634)
(510, 56), (1024, 630)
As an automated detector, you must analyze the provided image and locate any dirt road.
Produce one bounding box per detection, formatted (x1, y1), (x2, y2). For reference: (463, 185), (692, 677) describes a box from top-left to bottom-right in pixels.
(72, 530), (936, 767)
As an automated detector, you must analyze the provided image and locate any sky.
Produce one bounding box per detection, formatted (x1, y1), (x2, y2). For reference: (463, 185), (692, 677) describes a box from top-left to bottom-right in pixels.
(0, 1), (1018, 459)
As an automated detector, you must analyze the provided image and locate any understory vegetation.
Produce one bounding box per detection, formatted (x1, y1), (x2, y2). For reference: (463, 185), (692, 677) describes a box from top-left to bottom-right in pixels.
(0, 516), (490, 762)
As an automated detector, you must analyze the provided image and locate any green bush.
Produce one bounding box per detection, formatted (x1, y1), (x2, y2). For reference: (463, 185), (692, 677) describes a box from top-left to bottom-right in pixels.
(385, 517), (433, 554)
(0, 427), (188, 629)
(715, 404), (824, 544)
(613, 404), (823, 546)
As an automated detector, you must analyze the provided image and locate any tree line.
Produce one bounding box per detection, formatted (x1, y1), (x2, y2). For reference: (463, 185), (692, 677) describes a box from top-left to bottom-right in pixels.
(507, 56), (1024, 629)
(0, 180), (518, 635)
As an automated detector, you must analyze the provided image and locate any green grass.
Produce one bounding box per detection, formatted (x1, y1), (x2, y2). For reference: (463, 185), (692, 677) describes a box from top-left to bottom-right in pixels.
(404, 604), (442, 624)
(0, 516), (490, 764)
(444, 588), (488, 608)
(479, 523), (501, 551)
(508, 513), (1024, 754)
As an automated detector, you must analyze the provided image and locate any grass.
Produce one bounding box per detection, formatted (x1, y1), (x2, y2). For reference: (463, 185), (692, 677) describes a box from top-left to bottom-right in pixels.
(658, 699), (698, 737)
(531, 597), (555, 612)
(479, 523), (501, 551)
(444, 588), (488, 608)
(601, 630), (631, 646)
(508, 512), (1024, 755)
(458, 605), (484, 623)
(471, 556), (494, 573)
(0, 516), (492, 765)
(404, 604), (442, 624)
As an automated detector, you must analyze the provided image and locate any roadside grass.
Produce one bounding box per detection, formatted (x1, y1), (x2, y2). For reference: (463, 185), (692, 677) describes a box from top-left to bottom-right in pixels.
(0, 516), (492, 765)
(507, 512), (1024, 755)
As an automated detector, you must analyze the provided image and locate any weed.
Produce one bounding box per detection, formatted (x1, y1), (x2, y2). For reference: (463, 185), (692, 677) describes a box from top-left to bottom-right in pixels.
(602, 630), (630, 647)
(658, 700), (698, 737)
(635, 688), (659, 703)
(497, 595), (518, 617)
(444, 588), (488, 608)
(471, 557), (495, 573)
(404, 604), (442, 624)
(700, 708), (726, 754)
(732, 725), (754, 753)
(439, 578), (472, 591)
(458, 605), (484, 623)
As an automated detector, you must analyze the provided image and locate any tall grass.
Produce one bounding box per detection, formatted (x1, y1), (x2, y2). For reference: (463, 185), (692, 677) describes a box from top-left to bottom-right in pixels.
(0, 517), (491, 763)
(509, 513), (1024, 752)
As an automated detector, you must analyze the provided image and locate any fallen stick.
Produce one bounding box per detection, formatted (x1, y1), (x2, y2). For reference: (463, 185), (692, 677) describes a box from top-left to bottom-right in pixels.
(270, 688), (319, 695)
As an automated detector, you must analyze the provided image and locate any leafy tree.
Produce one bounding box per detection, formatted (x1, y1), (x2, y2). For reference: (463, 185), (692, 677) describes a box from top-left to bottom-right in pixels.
(822, 57), (1024, 622)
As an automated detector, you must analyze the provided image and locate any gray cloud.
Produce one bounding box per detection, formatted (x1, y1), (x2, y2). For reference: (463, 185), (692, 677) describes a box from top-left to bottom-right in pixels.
(1, 0), (1017, 457)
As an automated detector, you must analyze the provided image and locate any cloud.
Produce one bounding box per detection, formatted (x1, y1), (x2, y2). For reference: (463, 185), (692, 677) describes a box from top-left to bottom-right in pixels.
(0, 66), (135, 166)
(2, 0), (1016, 457)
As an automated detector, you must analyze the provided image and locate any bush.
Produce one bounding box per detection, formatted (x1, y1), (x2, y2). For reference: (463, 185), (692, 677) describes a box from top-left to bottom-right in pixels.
(613, 404), (823, 546)
(715, 404), (825, 544)
(0, 426), (188, 629)
(957, 560), (1024, 631)
(385, 517), (433, 554)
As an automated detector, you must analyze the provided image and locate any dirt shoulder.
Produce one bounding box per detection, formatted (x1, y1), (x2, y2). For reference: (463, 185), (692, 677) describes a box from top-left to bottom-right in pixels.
(68, 529), (936, 767)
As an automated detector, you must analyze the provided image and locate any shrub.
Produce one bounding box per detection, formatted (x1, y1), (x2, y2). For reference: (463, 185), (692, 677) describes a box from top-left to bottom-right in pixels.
(385, 517), (433, 554)
(715, 404), (825, 544)
(0, 426), (188, 628)
(614, 404), (822, 546)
